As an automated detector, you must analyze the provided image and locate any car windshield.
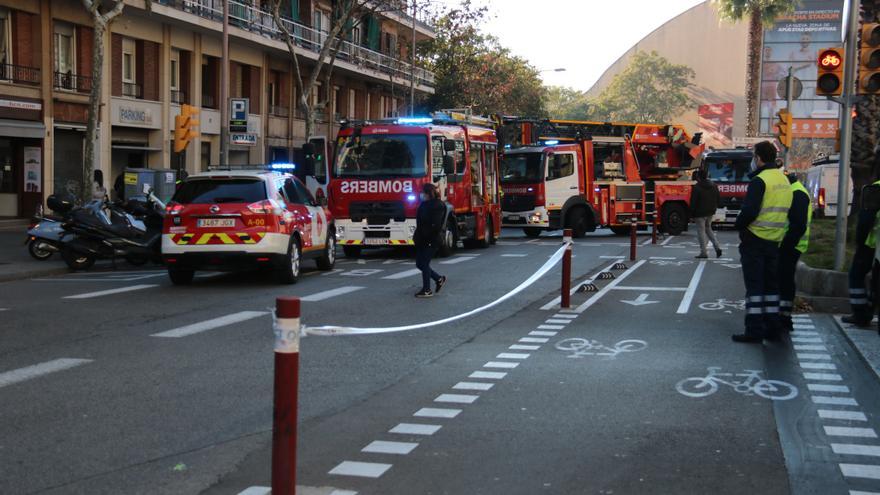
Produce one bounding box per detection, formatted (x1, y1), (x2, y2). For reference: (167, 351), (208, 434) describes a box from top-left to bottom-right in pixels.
(172, 178), (267, 204)
(334, 134), (428, 178)
(500, 153), (544, 183)
(705, 157), (752, 183)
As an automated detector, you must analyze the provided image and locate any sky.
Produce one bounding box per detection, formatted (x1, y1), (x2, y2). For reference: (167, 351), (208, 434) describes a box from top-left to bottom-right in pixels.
(428, 0), (707, 91)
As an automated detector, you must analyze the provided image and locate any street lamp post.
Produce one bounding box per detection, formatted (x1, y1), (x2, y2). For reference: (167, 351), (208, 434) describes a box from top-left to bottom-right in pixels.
(539, 68), (567, 73)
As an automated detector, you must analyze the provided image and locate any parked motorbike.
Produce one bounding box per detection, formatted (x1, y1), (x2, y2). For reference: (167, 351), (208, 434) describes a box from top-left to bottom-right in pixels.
(25, 195), (76, 261)
(59, 190), (166, 271)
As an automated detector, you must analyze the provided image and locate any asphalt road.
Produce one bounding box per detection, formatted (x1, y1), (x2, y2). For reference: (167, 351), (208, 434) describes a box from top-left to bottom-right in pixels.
(2, 229), (880, 495)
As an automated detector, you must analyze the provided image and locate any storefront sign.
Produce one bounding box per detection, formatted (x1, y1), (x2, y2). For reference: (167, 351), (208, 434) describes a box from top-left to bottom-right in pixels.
(124, 172), (138, 185)
(24, 147), (41, 193)
(118, 106), (154, 126)
(792, 118), (838, 138)
(230, 133), (256, 146)
(0, 99), (41, 111)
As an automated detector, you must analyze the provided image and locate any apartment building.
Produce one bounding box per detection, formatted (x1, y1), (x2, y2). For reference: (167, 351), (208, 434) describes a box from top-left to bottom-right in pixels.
(0, 0), (435, 217)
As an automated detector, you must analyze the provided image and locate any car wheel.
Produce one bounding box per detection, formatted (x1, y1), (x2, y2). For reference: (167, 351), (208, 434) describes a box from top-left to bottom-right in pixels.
(168, 268), (195, 285)
(662, 204), (688, 236)
(28, 240), (54, 260)
(438, 221), (456, 257)
(277, 237), (301, 284)
(477, 216), (493, 248)
(523, 227), (542, 238)
(343, 245), (362, 258)
(61, 248), (95, 271)
(317, 233), (336, 270)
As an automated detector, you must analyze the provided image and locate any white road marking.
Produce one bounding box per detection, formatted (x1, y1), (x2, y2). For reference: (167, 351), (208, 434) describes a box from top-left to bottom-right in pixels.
(552, 314), (578, 319)
(832, 444), (880, 456)
(301, 286), (365, 301)
(390, 423), (441, 436)
(453, 382), (494, 391)
(0, 358), (93, 389)
(496, 353), (530, 360)
(529, 331), (557, 336)
(151, 311), (270, 338)
(484, 361), (519, 369)
(537, 324), (565, 330)
(840, 464), (880, 480)
(793, 337), (824, 343)
(541, 260), (627, 310)
(237, 487), (271, 495)
(470, 371), (506, 380)
(501, 254), (528, 257)
(791, 314), (811, 319)
(329, 461), (392, 478)
(439, 257), (475, 265)
(649, 257), (677, 260)
(812, 396), (858, 406)
(660, 236), (674, 246)
(800, 362), (837, 370)
(794, 344), (827, 351)
(381, 269), (421, 280)
(793, 324), (816, 329)
(820, 410), (868, 421)
(798, 353), (832, 360)
(63, 284), (158, 299)
(803, 372), (843, 381)
(573, 260), (647, 313)
(435, 394), (478, 404)
(0, 308), (7, 311)
(808, 384), (850, 393)
(414, 408), (460, 418)
(676, 261), (706, 314)
(824, 426), (877, 438)
(599, 255), (625, 259)
(612, 286), (687, 292)
(519, 337), (549, 344)
(362, 440), (418, 455)
(641, 238), (652, 246)
(545, 319), (571, 324)
(510, 344), (540, 350)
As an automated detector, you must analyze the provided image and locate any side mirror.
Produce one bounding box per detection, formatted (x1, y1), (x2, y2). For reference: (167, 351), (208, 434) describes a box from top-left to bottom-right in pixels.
(443, 155), (455, 175)
(444, 139), (456, 152)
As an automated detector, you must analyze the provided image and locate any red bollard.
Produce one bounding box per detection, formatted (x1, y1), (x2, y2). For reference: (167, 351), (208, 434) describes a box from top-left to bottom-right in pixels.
(629, 217), (637, 261)
(651, 216), (658, 245)
(272, 297), (301, 495)
(561, 228), (572, 309)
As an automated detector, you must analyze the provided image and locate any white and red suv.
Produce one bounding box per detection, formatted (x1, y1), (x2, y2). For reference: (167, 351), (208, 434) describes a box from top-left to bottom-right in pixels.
(162, 169), (335, 285)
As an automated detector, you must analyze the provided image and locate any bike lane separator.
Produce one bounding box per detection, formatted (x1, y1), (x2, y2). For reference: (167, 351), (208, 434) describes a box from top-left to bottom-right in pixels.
(675, 261), (706, 314)
(573, 260), (647, 314)
(540, 259), (630, 310)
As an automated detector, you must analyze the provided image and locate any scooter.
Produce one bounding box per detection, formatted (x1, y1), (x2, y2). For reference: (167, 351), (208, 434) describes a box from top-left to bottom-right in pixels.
(59, 189), (166, 271)
(25, 195), (76, 261)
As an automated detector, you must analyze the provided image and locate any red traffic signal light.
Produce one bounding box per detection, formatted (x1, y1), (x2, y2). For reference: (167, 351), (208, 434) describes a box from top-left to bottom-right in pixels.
(816, 47), (845, 96)
(859, 23), (880, 94)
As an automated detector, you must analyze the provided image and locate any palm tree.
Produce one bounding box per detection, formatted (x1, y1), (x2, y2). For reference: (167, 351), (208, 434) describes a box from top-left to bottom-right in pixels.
(713, 0), (799, 137)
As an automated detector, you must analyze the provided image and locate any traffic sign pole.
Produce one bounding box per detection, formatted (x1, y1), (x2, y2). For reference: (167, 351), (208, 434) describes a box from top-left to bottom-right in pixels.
(834, 0), (860, 271)
(783, 67), (794, 167)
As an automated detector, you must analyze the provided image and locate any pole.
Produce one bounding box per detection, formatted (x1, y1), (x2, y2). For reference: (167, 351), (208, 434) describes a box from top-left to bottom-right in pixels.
(561, 229), (572, 309)
(410, 0), (416, 116)
(651, 215), (658, 244)
(833, 0), (860, 271)
(272, 297), (301, 495)
(783, 66), (794, 167)
(220, 1), (230, 167)
(630, 217), (637, 261)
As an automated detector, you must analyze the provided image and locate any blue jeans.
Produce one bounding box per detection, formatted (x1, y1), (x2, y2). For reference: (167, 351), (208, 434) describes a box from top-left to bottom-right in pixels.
(416, 246), (441, 290)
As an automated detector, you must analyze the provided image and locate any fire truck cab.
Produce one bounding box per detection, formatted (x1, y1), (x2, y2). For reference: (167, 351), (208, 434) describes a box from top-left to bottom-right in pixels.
(329, 112), (501, 256)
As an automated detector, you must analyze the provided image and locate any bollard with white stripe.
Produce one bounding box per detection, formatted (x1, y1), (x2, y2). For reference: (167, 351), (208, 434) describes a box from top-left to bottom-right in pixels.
(561, 229), (573, 308)
(652, 215), (658, 244)
(272, 297), (301, 495)
(629, 216), (638, 261)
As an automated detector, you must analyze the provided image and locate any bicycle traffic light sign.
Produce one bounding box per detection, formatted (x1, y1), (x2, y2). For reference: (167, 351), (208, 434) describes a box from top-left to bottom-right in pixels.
(775, 108), (793, 148)
(174, 104), (200, 153)
(859, 23), (880, 94)
(816, 47), (844, 96)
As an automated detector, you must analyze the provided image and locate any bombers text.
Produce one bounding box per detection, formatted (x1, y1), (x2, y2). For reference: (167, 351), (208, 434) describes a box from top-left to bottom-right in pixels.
(340, 180), (414, 194)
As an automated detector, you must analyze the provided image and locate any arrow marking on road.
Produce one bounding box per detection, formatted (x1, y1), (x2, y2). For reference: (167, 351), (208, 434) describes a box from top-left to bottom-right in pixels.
(621, 293), (659, 306)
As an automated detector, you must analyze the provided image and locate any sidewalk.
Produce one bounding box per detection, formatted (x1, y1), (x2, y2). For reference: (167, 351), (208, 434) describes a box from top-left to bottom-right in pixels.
(0, 221), (73, 283)
(835, 316), (880, 383)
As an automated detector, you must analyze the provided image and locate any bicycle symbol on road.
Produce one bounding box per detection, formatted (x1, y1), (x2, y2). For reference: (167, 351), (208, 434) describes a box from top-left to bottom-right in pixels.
(676, 367), (798, 400)
(699, 298), (745, 312)
(650, 260), (693, 267)
(555, 338), (647, 359)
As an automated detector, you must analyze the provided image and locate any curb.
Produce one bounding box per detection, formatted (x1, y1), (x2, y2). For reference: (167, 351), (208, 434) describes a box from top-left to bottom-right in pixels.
(830, 314), (880, 385)
(0, 265), (70, 283)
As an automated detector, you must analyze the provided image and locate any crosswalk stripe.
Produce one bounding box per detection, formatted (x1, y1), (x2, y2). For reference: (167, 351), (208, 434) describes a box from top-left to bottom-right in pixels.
(820, 410), (867, 421)
(414, 407), (460, 418)
(382, 269), (421, 280)
(300, 286), (365, 301)
(833, 444), (880, 456)
(435, 394), (478, 404)
(840, 464), (880, 480)
(792, 337), (824, 343)
(496, 353), (530, 360)
(824, 426), (877, 438)
(798, 353), (832, 360)
(389, 423), (441, 436)
(329, 461), (392, 478)
(510, 345), (540, 351)
(812, 396), (858, 406)
(800, 362), (837, 370)
(804, 372), (843, 381)
(362, 440), (418, 455)
(453, 382), (494, 391)
(808, 384), (850, 393)
(794, 344), (826, 350)
(439, 257), (475, 265)
(0, 358), (93, 389)
(529, 331), (557, 336)
(63, 284), (158, 299)
(151, 311), (270, 338)
(484, 361), (519, 369)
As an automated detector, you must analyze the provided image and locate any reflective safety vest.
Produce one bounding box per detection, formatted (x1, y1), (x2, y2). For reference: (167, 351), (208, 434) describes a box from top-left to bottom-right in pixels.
(789, 180), (812, 253)
(864, 180), (880, 249)
(748, 168), (793, 243)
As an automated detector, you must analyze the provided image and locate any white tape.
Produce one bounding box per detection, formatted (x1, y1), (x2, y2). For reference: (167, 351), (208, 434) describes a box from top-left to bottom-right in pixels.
(273, 316), (301, 353)
(304, 242), (571, 336)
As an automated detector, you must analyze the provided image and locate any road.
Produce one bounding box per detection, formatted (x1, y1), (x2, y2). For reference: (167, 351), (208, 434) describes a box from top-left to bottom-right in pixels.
(2, 229), (880, 495)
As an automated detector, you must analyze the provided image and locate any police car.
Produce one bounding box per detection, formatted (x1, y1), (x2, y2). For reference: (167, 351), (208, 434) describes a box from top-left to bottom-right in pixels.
(162, 167), (334, 285)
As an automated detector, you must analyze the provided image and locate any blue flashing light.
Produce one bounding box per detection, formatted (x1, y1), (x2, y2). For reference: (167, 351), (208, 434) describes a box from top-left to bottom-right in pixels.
(397, 117), (433, 125)
(269, 163), (297, 170)
(504, 144), (511, 149)
(406, 193), (417, 202)
(544, 140), (559, 146)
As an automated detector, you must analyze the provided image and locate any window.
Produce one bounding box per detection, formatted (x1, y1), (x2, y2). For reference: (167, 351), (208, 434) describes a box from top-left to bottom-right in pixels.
(122, 38), (136, 84)
(172, 178), (267, 204)
(469, 143), (484, 201)
(485, 146), (498, 203)
(547, 153), (574, 180)
(0, 8), (10, 76)
(54, 23), (76, 83)
(170, 49), (180, 91)
(348, 89), (356, 118)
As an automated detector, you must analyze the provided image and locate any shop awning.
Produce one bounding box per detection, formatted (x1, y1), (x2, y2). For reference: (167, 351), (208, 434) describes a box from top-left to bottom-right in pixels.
(0, 119), (46, 139)
(111, 145), (163, 151)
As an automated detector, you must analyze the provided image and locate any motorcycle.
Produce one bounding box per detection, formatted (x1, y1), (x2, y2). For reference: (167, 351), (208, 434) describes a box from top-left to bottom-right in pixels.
(59, 190), (166, 271)
(25, 195), (76, 261)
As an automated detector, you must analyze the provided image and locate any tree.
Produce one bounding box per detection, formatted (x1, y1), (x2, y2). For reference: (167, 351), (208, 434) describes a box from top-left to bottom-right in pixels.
(81, 0), (126, 202)
(543, 86), (597, 120)
(591, 51), (695, 123)
(713, 0), (799, 137)
(418, 1), (545, 116)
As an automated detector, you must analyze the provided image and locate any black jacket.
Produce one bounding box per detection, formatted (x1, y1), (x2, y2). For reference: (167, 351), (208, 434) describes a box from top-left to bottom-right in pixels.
(780, 177), (810, 252)
(689, 179), (720, 218)
(413, 198), (447, 248)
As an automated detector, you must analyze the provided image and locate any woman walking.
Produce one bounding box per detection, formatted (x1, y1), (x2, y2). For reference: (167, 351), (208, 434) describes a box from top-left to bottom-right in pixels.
(413, 183), (447, 298)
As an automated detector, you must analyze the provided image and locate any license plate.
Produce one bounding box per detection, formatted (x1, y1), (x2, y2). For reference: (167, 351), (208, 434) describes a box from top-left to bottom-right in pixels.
(507, 215), (521, 221)
(364, 238), (387, 245)
(198, 218), (235, 228)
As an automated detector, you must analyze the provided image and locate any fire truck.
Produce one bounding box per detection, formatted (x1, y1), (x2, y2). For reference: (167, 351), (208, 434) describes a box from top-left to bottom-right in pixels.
(701, 148), (753, 225)
(498, 119), (703, 236)
(327, 111), (502, 257)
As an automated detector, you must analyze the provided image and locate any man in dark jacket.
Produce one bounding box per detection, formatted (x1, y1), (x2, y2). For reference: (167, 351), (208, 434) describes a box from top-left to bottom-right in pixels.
(689, 169), (723, 258)
(413, 183), (447, 298)
(843, 173), (880, 326)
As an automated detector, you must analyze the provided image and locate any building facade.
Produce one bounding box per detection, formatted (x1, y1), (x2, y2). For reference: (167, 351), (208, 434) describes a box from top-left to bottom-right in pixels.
(0, 0), (435, 217)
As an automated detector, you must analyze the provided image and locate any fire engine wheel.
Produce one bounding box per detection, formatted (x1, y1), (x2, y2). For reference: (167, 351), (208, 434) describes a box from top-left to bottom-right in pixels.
(316, 233), (336, 270)
(609, 226), (631, 236)
(438, 221), (456, 257)
(662, 204), (688, 236)
(342, 245), (362, 258)
(567, 208), (588, 238)
(168, 268), (195, 286)
(523, 227), (542, 238)
(277, 238), (301, 284)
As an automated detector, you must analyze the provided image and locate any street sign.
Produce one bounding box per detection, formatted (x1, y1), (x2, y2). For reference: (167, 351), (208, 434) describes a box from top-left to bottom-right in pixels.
(230, 133), (256, 146)
(777, 76), (803, 100)
(230, 98), (248, 132)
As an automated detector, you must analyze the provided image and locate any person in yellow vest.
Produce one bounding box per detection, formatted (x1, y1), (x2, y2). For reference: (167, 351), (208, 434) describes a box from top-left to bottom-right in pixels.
(844, 178), (880, 326)
(732, 141), (793, 343)
(778, 174), (811, 332)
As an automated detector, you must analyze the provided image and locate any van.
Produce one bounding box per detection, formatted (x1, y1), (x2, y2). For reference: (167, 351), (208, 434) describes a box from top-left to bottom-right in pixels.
(804, 155), (852, 217)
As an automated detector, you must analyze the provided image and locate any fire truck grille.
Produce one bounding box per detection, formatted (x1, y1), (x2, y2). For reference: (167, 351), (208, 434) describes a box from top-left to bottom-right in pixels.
(350, 201), (406, 224)
(502, 195), (535, 212)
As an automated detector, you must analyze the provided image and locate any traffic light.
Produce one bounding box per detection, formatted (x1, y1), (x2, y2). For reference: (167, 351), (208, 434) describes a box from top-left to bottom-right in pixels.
(775, 108), (793, 148)
(174, 104), (199, 153)
(859, 23), (880, 94)
(816, 47), (845, 96)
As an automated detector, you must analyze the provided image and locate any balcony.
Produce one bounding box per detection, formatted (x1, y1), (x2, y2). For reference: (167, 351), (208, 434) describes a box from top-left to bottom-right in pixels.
(122, 82), (143, 99)
(269, 104), (289, 117)
(159, 0), (435, 88)
(171, 89), (187, 104)
(0, 64), (41, 86)
(54, 72), (92, 93)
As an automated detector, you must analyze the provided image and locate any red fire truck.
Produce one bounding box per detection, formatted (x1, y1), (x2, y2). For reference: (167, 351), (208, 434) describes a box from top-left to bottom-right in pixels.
(327, 111), (502, 257)
(499, 119), (703, 236)
(701, 148), (753, 225)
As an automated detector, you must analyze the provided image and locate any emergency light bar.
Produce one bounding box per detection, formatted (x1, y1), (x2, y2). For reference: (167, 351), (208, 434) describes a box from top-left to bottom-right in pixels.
(207, 163), (297, 171)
